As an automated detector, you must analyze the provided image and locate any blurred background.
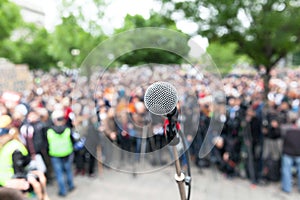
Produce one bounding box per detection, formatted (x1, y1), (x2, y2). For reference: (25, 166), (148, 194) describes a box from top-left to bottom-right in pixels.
(0, 0), (300, 200)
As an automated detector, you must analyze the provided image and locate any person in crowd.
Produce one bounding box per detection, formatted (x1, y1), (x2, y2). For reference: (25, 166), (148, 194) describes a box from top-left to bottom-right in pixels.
(61, 97), (74, 129)
(20, 110), (47, 173)
(103, 107), (118, 143)
(212, 136), (238, 177)
(102, 107), (119, 166)
(281, 112), (300, 193)
(117, 112), (132, 162)
(72, 117), (87, 176)
(277, 101), (290, 124)
(151, 121), (166, 166)
(0, 187), (25, 200)
(45, 109), (75, 197)
(131, 100), (151, 162)
(0, 115), (50, 200)
(221, 96), (244, 177)
(241, 107), (263, 184)
(261, 100), (282, 182)
(84, 117), (101, 177)
(193, 102), (211, 168)
(11, 104), (27, 129)
(37, 107), (54, 184)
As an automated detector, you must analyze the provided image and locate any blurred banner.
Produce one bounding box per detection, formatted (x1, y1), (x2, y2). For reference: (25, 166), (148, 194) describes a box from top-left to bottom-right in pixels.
(0, 60), (33, 93)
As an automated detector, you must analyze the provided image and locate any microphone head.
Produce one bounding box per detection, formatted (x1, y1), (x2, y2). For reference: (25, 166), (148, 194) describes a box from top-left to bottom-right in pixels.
(144, 81), (178, 115)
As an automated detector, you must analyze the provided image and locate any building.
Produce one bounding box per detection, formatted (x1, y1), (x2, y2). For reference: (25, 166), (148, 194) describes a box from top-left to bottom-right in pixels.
(11, 0), (45, 27)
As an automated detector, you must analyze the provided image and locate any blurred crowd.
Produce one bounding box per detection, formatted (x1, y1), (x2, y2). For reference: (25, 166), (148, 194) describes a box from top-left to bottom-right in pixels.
(195, 68), (300, 194)
(1, 65), (300, 199)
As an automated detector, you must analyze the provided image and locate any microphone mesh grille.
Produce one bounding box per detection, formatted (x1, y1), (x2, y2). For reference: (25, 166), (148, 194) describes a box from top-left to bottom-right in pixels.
(144, 81), (178, 115)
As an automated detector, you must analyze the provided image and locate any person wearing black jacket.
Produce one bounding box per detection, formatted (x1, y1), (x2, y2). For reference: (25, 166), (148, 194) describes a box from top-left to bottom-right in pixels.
(281, 113), (300, 193)
(193, 103), (210, 168)
(84, 117), (100, 177)
(220, 97), (244, 177)
(212, 136), (238, 176)
(261, 102), (282, 182)
(20, 110), (46, 173)
(242, 107), (263, 184)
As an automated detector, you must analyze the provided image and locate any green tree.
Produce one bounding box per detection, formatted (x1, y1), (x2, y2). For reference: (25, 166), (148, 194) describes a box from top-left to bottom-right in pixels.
(20, 26), (56, 70)
(58, 0), (106, 36)
(160, 0), (300, 97)
(111, 14), (189, 66)
(43, 0), (108, 75)
(47, 15), (104, 69)
(0, 0), (107, 71)
(0, 0), (21, 42)
(292, 51), (300, 66)
(207, 41), (251, 75)
(0, 23), (56, 70)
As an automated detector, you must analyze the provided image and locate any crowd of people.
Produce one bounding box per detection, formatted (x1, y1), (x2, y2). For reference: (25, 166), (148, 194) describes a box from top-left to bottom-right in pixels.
(0, 65), (300, 199)
(193, 67), (300, 194)
(0, 69), (94, 199)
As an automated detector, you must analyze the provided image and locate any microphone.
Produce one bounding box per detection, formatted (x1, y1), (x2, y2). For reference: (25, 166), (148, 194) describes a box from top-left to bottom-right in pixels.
(144, 81), (179, 145)
(144, 81), (192, 200)
(144, 81), (178, 116)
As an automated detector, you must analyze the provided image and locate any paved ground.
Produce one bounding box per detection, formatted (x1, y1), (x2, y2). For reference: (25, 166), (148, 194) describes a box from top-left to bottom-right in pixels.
(45, 164), (300, 200)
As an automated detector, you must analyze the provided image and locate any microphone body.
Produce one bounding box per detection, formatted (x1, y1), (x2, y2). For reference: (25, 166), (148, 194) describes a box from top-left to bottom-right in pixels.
(144, 82), (180, 145)
(144, 81), (178, 116)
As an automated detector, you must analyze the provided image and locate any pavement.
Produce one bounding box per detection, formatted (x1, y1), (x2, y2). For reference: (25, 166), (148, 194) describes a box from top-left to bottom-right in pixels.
(45, 163), (300, 200)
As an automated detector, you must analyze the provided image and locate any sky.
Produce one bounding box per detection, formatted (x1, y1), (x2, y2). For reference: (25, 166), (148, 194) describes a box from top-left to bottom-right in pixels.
(44, 0), (163, 33)
(43, 0), (208, 51)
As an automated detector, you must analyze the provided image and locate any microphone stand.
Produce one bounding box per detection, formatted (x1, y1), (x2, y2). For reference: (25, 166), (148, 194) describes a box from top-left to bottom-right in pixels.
(166, 109), (191, 200)
(172, 145), (187, 200)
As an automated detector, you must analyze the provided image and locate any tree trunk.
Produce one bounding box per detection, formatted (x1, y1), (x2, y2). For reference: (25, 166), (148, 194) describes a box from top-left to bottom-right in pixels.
(262, 68), (271, 102)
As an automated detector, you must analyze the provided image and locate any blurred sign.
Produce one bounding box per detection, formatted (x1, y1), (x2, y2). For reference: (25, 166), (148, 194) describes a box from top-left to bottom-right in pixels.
(0, 60), (33, 93)
(1, 91), (21, 103)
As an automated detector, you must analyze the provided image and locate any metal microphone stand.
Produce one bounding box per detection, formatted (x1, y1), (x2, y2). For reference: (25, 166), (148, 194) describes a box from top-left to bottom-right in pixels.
(166, 109), (191, 200)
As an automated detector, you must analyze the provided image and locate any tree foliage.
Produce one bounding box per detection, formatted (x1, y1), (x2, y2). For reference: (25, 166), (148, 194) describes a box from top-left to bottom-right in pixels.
(20, 26), (56, 70)
(292, 51), (300, 66)
(0, 0), (107, 70)
(207, 41), (251, 75)
(58, 0), (106, 36)
(111, 14), (189, 66)
(159, 0), (300, 96)
(0, 0), (21, 42)
(47, 15), (105, 69)
(0, 23), (56, 70)
(161, 0), (300, 70)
